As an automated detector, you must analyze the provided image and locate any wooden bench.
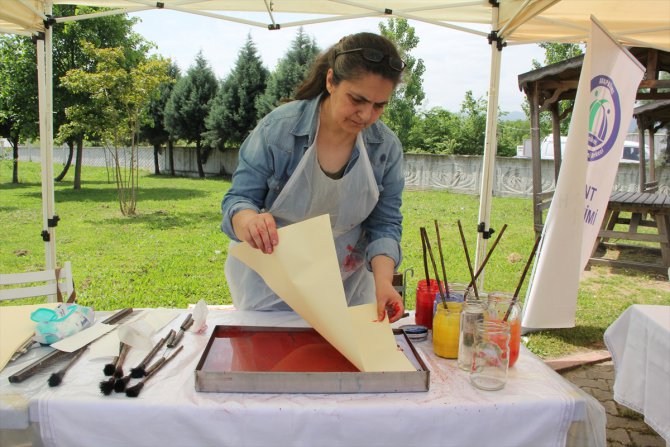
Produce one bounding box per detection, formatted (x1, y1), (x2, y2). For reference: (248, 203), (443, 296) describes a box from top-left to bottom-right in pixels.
(590, 191), (670, 276)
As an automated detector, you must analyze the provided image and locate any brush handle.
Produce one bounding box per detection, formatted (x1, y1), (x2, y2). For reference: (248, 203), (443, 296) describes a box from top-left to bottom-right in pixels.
(9, 308), (133, 384)
(135, 335), (168, 370)
(457, 220), (479, 298)
(146, 345), (183, 381)
(466, 224), (508, 291)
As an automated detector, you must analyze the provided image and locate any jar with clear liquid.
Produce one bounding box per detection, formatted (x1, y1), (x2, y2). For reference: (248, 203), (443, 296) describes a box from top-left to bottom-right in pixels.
(456, 299), (486, 371)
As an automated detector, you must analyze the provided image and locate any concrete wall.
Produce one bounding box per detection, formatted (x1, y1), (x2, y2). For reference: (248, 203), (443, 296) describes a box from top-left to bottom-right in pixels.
(15, 144), (668, 197)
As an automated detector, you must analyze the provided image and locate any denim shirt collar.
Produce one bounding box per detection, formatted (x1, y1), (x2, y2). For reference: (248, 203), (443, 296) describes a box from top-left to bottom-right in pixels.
(289, 93), (385, 150)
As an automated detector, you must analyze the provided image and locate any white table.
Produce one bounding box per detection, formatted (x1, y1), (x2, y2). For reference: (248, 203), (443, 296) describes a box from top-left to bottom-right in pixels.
(1, 309), (605, 447)
(604, 304), (670, 443)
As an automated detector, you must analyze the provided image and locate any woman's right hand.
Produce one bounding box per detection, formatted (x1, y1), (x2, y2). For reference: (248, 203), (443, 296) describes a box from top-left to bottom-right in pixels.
(232, 210), (279, 254)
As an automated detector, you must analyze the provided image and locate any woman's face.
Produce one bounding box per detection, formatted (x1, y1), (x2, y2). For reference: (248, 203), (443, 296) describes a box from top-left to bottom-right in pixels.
(324, 69), (395, 136)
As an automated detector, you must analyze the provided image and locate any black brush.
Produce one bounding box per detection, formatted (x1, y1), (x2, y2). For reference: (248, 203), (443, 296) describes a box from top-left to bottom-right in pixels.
(114, 374), (132, 393)
(99, 376), (116, 395)
(48, 348), (86, 387)
(103, 355), (119, 376)
(113, 343), (131, 378)
(130, 334), (169, 378)
(126, 345), (183, 398)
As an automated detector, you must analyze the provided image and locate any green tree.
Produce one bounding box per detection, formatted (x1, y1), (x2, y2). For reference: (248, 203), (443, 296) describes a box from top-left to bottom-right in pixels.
(60, 43), (169, 215)
(497, 118), (530, 157)
(52, 5), (148, 188)
(379, 18), (426, 147)
(405, 107), (459, 154)
(455, 90), (487, 155)
(0, 35), (38, 183)
(526, 42), (584, 136)
(256, 28), (319, 119)
(204, 35), (268, 150)
(164, 51), (218, 178)
(140, 61), (180, 175)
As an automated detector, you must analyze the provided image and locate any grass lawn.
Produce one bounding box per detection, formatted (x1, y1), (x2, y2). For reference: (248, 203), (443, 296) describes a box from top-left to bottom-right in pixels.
(2, 160), (669, 359)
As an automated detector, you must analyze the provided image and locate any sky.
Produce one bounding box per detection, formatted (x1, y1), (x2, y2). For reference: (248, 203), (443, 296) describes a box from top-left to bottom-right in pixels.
(130, 10), (547, 114)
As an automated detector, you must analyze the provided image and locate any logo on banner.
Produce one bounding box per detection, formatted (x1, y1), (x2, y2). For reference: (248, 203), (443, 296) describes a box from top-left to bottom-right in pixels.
(587, 75), (621, 161)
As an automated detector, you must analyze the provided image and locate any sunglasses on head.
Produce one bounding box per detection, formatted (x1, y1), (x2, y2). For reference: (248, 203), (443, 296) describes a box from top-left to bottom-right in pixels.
(334, 47), (406, 72)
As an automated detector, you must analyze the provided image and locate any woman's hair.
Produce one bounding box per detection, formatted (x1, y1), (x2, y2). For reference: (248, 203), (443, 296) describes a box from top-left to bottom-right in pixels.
(294, 32), (403, 100)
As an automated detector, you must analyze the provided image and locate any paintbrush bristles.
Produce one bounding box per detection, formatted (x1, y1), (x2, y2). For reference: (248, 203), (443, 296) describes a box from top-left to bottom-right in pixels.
(114, 375), (131, 393)
(99, 377), (115, 395)
(103, 359), (117, 376)
(48, 372), (64, 387)
(125, 382), (144, 398)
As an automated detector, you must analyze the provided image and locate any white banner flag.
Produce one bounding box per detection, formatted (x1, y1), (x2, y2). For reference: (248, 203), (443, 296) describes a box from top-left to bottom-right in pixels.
(522, 17), (645, 330)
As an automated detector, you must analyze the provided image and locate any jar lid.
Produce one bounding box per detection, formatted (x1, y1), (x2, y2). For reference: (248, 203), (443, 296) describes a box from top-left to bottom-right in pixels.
(399, 324), (429, 342)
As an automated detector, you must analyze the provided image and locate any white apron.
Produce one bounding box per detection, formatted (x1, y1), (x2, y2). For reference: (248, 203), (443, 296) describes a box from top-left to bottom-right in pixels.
(225, 131), (380, 311)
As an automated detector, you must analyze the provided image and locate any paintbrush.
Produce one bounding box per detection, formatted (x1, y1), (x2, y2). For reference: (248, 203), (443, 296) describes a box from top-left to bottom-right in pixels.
(504, 236), (541, 322)
(130, 334), (169, 378)
(113, 343), (131, 378)
(420, 227), (431, 285)
(99, 376), (116, 395)
(434, 220), (452, 300)
(126, 345), (184, 398)
(457, 220), (480, 300)
(103, 343), (121, 376)
(9, 308), (133, 384)
(466, 223), (508, 291)
(420, 227), (447, 307)
(113, 374), (132, 393)
(167, 313), (193, 348)
(47, 347), (86, 387)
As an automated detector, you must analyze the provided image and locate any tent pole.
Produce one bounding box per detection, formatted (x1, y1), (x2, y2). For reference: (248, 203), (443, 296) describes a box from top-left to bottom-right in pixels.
(37, 0), (57, 270)
(474, 4), (502, 290)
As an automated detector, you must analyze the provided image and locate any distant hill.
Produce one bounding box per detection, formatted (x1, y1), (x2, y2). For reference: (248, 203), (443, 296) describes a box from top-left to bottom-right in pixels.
(501, 110), (526, 121)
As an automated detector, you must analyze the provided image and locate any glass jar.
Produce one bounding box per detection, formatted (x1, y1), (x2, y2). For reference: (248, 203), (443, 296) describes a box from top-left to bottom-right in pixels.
(486, 292), (522, 368)
(415, 279), (442, 329)
(432, 301), (462, 358)
(470, 320), (510, 391)
(456, 299), (486, 371)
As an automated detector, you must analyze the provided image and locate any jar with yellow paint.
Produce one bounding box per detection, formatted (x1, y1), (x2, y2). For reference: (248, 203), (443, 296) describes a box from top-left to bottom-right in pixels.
(432, 300), (463, 359)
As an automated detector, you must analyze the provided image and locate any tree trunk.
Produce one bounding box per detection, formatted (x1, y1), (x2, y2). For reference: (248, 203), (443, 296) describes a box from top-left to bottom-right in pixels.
(55, 141), (74, 181)
(196, 140), (205, 178)
(11, 137), (19, 184)
(168, 139), (175, 176)
(74, 139), (83, 190)
(153, 143), (161, 175)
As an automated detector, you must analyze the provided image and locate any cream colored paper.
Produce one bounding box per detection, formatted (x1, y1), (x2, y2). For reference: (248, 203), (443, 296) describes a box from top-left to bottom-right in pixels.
(0, 303), (59, 371)
(230, 214), (414, 372)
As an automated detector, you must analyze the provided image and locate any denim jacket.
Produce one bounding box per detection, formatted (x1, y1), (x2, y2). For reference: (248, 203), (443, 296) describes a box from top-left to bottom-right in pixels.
(221, 94), (404, 270)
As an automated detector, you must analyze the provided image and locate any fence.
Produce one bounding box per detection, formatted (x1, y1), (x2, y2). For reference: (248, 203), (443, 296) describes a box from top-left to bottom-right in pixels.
(14, 144), (669, 197)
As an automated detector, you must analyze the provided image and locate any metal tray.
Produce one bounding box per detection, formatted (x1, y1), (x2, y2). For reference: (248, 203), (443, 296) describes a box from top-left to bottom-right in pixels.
(195, 325), (429, 393)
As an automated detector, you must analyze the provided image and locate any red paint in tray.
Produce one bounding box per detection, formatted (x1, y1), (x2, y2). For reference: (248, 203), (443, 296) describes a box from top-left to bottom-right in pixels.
(200, 326), (359, 373)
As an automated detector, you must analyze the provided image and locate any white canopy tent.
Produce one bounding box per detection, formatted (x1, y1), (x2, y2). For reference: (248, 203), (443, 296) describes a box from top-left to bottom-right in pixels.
(2, 0), (670, 275)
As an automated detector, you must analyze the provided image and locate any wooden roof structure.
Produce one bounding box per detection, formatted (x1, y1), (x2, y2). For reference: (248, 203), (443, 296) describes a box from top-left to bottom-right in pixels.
(518, 47), (670, 234)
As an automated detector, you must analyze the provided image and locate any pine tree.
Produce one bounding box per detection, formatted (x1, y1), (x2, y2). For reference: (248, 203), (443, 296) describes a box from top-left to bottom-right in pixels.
(164, 51), (218, 178)
(255, 28), (320, 119)
(205, 35), (269, 149)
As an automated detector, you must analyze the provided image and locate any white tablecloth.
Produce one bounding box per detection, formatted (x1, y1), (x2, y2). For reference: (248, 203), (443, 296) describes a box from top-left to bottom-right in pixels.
(1, 309), (605, 447)
(604, 304), (670, 442)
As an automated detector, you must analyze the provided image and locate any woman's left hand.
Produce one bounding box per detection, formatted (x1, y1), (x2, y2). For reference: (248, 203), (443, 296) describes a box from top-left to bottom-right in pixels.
(375, 281), (404, 323)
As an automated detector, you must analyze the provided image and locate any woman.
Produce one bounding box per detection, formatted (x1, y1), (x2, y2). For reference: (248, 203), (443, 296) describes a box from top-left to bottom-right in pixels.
(221, 32), (406, 323)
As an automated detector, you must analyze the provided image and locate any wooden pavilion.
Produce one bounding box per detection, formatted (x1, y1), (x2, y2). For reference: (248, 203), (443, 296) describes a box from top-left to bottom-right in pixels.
(518, 48), (670, 275)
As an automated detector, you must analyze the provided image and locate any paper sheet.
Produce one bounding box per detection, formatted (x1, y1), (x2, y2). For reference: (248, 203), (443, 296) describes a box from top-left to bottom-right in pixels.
(230, 214), (414, 372)
(0, 303), (60, 371)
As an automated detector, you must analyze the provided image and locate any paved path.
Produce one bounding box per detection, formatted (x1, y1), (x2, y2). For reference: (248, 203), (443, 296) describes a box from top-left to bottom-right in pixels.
(547, 351), (666, 446)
